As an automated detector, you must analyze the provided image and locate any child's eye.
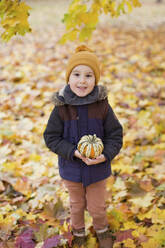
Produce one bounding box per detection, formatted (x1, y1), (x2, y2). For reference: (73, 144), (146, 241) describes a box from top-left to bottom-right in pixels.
(74, 73), (80, 77)
(73, 73), (92, 77)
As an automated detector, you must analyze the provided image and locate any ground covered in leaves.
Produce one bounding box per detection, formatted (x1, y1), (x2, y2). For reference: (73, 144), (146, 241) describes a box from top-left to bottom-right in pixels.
(0, 2), (165, 247)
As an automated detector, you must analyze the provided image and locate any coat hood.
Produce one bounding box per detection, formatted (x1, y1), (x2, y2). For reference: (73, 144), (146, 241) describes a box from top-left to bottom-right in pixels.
(51, 84), (108, 106)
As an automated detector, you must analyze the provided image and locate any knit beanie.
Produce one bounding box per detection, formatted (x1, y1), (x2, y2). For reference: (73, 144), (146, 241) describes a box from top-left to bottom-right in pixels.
(66, 45), (100, 84)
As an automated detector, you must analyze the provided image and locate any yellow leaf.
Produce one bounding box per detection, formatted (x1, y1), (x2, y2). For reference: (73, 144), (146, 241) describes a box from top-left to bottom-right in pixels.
(13, 178), (32, 196)
(61, 220), (70, 232)
(0, 215), (14, 232)
(87, 11), (99, 26)
(126, 1), (133, 13)
(68, 0), (81, 12)
(91, 2), (101, 12)
(132, 0), (142, 7)
(131, 226), (146, 237)
(153, 78), (165, 85)
(85, 211), (93, 229)
(123, 221), (139, 230)
(113, 160), (134, 174)
(1, 0), (31, 41)
(0, 214), (4, 222)
(79, 12), (89, 24)
(139, 179), (153, 192)
(117, 2), (125, 15)
(113, 177), (127, 191)
(86, 234), (98, 248)
(113, 190), (127, 201)
(29, 153), (41, 161)
(152, 208), (165, 224)
(26, 213), (37, 221)
(79, 26), (93, 42)
(160, 134), (165, 142)
(1, 17), (19, 27)
(11, 208), (27, 219)
(129, 192), (154, 208)
(137, 209), (154, 220)
(123, 238), (136, 248)
(108, 92), (116, 108)
(154, 143), (165, 150)
(141, 238), (159, 248)
(137, 110), (152, 127)
(123, 130), (137, 147)
(106, 176), (115, 191)
(107, 209), (125, 231)
(2, 162), (22, 176)
(109, 1), (117, 17)
(59, 29), (78, 44)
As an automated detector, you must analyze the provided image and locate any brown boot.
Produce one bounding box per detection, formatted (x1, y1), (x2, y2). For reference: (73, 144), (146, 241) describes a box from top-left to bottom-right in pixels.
(72, 228), (87, 248)
(96, 228), (114, 248)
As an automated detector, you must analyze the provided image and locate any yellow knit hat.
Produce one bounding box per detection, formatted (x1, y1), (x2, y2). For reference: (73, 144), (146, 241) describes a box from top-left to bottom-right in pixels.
(66, 45), (100, 84)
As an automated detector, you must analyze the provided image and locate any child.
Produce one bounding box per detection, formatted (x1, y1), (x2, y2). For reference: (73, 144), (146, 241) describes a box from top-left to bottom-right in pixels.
(43, 45), (123, 248)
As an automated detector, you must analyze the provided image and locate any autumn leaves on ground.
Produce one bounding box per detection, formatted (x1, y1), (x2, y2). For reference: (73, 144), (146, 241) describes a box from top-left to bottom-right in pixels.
(0, 1), (165, 247)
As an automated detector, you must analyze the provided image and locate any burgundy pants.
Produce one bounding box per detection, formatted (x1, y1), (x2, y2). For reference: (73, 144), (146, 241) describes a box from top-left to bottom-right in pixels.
(63, 178), (109, 231)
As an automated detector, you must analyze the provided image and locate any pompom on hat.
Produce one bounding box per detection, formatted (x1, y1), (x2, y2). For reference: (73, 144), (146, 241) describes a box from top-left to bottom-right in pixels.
(66, 45), (100, 84)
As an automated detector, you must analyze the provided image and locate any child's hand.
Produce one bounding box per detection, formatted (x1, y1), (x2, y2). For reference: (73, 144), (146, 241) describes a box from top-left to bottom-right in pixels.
(74, 150), (106, 165)
(74, 150), (84, 160)
(81, 154), (106, 166)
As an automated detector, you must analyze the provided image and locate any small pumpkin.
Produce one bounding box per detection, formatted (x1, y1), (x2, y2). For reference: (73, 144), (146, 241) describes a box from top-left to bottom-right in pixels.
(77, 134), (104, 159)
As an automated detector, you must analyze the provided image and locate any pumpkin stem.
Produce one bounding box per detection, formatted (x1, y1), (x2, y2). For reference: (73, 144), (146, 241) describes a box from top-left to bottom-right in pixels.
(92, 134), (97, 143)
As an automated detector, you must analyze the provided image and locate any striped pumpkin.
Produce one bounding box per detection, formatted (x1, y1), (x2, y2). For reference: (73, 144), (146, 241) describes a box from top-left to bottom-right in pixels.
(77, 134), (104, 159)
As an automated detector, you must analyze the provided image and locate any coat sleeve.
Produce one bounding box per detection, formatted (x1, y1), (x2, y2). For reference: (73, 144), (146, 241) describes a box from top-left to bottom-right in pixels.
(43, 106), (76, 161)
(102, 104), (123, 162)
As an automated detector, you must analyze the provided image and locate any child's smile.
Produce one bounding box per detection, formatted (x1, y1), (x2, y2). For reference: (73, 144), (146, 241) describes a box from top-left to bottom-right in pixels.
(68, 65), (95, 97)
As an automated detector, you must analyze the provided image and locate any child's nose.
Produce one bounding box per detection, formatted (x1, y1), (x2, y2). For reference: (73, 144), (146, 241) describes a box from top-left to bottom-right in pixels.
(80, 75), (86, 83)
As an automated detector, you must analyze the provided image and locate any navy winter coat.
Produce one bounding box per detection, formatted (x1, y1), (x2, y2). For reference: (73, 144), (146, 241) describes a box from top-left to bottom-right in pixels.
(43, 85), (123, 186)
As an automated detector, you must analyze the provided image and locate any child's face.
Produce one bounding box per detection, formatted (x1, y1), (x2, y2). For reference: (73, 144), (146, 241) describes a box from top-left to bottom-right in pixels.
(68, 65), (95, 97)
